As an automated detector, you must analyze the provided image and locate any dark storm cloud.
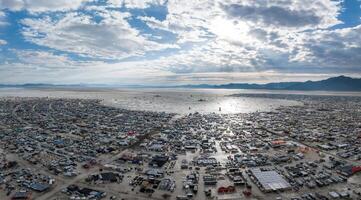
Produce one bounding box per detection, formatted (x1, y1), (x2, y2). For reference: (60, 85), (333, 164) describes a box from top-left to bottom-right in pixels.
(221, 4), (322, 27)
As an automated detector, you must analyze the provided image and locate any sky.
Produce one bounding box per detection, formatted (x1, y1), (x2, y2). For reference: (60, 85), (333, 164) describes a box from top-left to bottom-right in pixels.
(0, 0), (361, 85)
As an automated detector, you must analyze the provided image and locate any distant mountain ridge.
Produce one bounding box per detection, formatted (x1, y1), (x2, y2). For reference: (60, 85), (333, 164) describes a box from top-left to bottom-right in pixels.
(0, 83), (83, 88)
(180, 76), (361, 91)
(1, 76), (361, 91)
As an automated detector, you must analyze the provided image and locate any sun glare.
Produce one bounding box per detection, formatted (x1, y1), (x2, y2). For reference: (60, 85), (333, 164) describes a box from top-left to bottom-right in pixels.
(210, 17), (251, 42)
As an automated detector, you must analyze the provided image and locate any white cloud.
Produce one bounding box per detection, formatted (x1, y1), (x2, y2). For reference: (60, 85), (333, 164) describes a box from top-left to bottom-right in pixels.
(0, 10), (7, 26)
(21, 10), (178, 59)
(136, 0), (361, 75)
(0, 0), (23, 11)
(2, 55), (359, 84)
(13, 50), (80, 68)
(139, 0), (216, 44)
(108, 0), (166, 9)
(0, 0), (360, 84)
(220, 0), (341, 29)
(140, 0), (342, 45)
(291, 25), (361, 68)
(0, 0), (91, 12)
(0, 55), (174, 84)
(0, 39), (6, 45)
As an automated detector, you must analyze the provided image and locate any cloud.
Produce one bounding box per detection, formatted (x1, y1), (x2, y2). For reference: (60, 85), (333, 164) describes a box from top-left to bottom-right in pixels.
(0, 53), (174, 84)
(220, 0), (341, 29)
(291, 25), (361, 68)
(2, 56), (359, 85)
(139, 0), (216, 44)
(13, 50), (81, 69)
(108, 0), (166, 9)
(0, 39), (6, 45)
(0, 0), (360, 85)
(0, 10), (7, 25)
(0, 0), (91, 12)
(224, 5), (321, 27)
(21, 10), (178, 59)
(0, 0), (23, 11)
(139, 0), (341, 45)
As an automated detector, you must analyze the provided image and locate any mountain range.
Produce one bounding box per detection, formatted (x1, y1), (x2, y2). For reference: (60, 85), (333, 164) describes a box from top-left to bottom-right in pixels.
(0, 76), (361, 91)
(179, 76), (361, 91)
